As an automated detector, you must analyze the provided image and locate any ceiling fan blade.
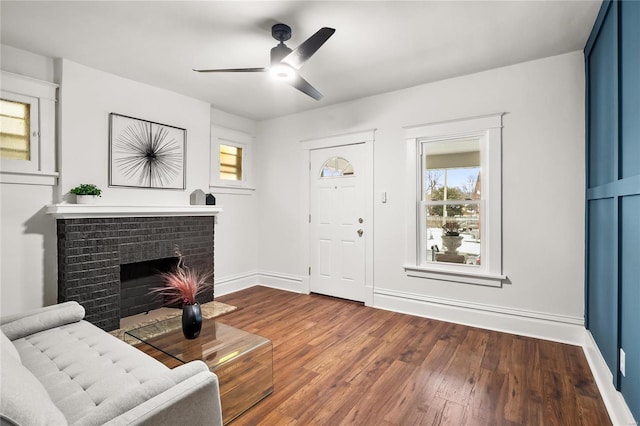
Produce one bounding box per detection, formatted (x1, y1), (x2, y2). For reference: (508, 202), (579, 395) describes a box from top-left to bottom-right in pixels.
(287, 73), (323, 100)
(282, 27), (335, 70)
(193, 67), (268, 73)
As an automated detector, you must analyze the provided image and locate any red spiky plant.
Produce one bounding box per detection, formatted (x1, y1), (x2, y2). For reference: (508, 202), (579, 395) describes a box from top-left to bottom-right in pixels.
(150, 248), (212, 306)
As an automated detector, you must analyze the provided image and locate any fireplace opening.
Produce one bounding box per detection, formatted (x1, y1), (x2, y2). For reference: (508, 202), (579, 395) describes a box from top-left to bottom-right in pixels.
(120, 257), (179, 318)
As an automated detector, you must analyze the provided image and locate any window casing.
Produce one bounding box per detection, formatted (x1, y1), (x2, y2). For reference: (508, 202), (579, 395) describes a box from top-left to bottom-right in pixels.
(404, 114), (504, 287)
(210, 125), (254, 194)
(0, 71), (58, 186)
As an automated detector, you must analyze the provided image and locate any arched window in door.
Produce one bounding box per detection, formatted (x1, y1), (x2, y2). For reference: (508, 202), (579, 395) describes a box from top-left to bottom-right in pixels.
(320, 156), (354, 177)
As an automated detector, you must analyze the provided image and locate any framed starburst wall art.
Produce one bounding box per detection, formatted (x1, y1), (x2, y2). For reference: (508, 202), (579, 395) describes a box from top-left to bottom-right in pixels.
(109, 113), (186, 189)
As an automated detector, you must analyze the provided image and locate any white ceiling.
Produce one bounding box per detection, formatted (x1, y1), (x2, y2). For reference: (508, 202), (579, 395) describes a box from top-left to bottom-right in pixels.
(1, 1), (600, 121)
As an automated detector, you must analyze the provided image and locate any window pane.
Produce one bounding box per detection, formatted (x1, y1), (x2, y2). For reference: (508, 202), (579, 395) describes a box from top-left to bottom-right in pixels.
(219, 144), (242, 181)
(425, 204), (481, 265)
(320, 156), (354, 177)
(0, 99), (30, 160)
(422, 138), (481, 266)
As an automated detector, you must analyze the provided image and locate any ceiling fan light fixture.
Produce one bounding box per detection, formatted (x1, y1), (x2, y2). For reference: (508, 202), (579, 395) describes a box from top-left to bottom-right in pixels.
(194, 23), (334, 100)
(269, 63), (295, 81)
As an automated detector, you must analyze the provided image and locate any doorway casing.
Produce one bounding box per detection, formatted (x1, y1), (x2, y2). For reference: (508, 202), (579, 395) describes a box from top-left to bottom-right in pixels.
(299, 129), (376, 306)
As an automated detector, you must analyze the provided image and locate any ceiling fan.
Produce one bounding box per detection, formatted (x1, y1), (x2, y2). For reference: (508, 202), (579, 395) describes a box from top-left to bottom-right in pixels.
(193, 23), (335, 100)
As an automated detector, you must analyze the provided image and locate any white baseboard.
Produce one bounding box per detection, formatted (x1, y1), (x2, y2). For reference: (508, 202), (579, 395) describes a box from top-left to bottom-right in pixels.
(582, 330), (637, 425)
(256, 270), (305, 293)
(214, 272), (258, 296)
(215, 270), (305, 297)
(373, 288), (585, 345)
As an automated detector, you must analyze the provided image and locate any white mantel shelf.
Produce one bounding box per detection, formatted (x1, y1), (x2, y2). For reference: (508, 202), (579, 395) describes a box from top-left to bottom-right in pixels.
(45, 204), (223, 219)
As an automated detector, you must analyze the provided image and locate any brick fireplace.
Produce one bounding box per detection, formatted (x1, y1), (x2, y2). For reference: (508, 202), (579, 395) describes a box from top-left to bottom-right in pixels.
(47, 205), (221, 331)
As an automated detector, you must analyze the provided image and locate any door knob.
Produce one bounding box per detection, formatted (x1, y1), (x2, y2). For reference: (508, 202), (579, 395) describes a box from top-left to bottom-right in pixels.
(357, 229), (364, 237)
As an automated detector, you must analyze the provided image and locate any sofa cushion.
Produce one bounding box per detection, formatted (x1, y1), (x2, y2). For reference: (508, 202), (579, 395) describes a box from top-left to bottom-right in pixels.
(1, 301), (85, 341)
(1, 329), (20, 363)
(74, 361), (212, 425)
(13, 320), (169, 424)
(1, 351), (68, 426)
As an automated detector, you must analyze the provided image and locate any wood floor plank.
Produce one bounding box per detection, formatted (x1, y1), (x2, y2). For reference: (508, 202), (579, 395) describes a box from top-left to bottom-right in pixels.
(216, 287), (611, 426)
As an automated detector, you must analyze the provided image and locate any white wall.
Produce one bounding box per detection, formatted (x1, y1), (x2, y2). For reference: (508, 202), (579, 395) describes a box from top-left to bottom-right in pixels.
(0, 185), (58, 315)
(1, 49), (258, 314)
(0, 45), (57, 315)
(255, 52), (586, 339)
(0, 46), (587, 337)
(56, 59), (211, 204)
(1, 44), (55, 82)
(209, 109), (259, 293)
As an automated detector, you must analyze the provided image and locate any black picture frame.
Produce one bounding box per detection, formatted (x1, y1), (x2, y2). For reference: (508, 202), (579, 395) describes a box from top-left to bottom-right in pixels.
(109, 113), (186, 189)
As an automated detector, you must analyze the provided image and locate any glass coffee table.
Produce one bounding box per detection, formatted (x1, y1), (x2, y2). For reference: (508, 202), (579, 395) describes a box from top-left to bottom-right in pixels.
(125, 316), (273, 424)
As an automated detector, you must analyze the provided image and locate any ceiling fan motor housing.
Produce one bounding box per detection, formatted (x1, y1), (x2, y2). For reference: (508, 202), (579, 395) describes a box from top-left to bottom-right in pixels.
(272, 23), (292, 42)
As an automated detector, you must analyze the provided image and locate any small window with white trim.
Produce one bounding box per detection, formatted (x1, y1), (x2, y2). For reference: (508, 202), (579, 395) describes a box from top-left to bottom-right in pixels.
(210, 126), (254, 194)
(0, 71), (58, 185)
(405, 114), (504, 287)
(219, 143), (243, 181)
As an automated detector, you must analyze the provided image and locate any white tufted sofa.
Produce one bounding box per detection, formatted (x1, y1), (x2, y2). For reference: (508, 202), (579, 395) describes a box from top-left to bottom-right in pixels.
(0, 301), (222, 426)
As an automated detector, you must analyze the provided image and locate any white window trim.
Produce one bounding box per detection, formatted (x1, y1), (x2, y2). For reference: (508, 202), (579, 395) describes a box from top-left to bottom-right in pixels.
(404, 113), (505, 287)
(0, 71), (58, 186)
(210, 125), (254, 195)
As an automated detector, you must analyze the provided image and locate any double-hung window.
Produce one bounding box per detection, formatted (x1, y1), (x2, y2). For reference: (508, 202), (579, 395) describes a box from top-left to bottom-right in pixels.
(421, 138), (481, 265)
(405, 114), (504, 287)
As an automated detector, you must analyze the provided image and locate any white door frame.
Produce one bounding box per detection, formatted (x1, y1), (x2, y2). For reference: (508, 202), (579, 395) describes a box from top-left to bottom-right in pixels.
(299, 129), (375, 306)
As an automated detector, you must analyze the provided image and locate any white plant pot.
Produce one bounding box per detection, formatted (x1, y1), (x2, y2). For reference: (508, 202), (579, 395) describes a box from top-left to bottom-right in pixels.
(442, 235), (464, 254)
(76, 195), (99, 204)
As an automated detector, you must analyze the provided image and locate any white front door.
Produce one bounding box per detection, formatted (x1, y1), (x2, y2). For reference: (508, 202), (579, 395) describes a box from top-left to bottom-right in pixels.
(310, 144), (366, 302)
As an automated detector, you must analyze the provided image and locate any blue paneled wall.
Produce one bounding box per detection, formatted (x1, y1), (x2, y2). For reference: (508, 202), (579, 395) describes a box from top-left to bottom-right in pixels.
(585, 0), (640, 421)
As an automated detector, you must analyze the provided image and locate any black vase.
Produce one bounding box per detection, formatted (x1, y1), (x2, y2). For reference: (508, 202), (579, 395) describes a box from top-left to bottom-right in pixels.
(182, 303), (202, 339)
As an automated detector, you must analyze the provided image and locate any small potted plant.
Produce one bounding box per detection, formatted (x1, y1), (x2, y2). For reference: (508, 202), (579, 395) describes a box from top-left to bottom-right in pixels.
(150, 250), (213, 339)
(441, 221), (464, 254)
(70, 184), (102, 204)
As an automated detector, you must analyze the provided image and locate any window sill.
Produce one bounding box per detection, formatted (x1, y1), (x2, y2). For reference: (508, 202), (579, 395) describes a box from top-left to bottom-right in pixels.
(403, 264), (505, 287)
(209, 184), (255, 195)
(0, 170), (58, 186)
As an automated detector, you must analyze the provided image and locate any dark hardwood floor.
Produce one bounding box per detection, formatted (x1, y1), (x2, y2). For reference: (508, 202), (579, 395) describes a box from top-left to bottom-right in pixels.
(216, 286), (611, 426)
